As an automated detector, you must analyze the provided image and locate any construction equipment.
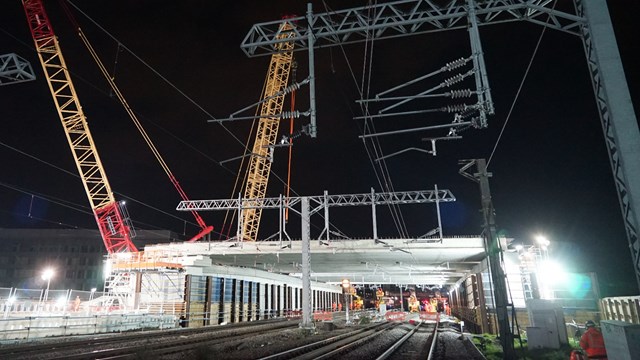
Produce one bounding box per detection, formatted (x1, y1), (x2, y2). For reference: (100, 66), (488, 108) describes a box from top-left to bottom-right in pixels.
(63, 6), (213, 243)
(240, 21), (296, 242)
(22, 0), (136, 253)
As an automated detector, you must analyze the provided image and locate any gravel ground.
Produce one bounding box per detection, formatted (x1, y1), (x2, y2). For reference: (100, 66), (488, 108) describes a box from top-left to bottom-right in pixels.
(434, 329), (486, 360)
(337, 323), (411, 360)
(165, 322), (356, 360)
(388, 324), (434, 360)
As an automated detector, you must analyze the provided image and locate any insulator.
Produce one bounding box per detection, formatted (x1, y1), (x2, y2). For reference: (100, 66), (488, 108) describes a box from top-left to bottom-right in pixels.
(291, 61), (298, 82)
(449, 89), (474, 98)
(442, 73), (466, 87)
(280, 110), (300, 119)
(282, 78), (310, 96)
(444, 104), (468, 113)
(442, 57), (469, 71)
(283, 82), (301, 95)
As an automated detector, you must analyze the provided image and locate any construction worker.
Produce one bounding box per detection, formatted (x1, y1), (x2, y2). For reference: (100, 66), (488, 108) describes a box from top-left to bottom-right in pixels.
(579, 320), (607, 359)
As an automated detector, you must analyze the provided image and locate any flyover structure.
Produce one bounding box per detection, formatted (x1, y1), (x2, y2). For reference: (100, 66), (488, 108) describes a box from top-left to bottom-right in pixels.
(142, 236), (486, 287)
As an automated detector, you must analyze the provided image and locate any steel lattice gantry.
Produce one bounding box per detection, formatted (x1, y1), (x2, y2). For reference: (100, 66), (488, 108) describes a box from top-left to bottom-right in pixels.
(239, 0), (640, 292)
(178, 188), (455, 243)
(179, 188), (454, 211)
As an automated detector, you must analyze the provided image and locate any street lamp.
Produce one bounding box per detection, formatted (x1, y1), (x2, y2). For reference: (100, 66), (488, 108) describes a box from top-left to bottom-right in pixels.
(3, 296), (15, 319)
(342, 279), (351, 325)
(535, 235), (550, 260)
(42, 268), (54, 305)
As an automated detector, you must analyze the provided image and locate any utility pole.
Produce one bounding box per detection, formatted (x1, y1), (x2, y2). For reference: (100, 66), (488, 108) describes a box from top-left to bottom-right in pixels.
(460, 159), (515, 359)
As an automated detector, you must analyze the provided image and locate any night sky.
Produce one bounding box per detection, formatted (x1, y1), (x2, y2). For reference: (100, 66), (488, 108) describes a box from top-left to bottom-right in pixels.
(1, 1), (638, 296)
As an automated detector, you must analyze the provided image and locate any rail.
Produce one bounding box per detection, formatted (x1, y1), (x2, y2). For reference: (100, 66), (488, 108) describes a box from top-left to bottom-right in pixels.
(375, 320), (424, 360)
(426, 317), (440, 360)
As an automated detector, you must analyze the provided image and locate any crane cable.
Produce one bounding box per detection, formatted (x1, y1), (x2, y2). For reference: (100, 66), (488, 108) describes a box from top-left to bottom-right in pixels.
(346, 0), (409, 238)
(218, 69), (270, 241)
(285, 61), (298, 222)
(60, 1), (212, 241)
(486, 0), (557, 169)
(321, 0), (409, 239)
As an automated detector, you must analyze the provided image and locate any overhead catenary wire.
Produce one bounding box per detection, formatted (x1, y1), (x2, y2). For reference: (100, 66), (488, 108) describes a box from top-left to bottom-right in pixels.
(0, 139), (206, 232)
(322, 0), (410, 239)
(487, 0), (557, 169)
(65, 0), (312, 238)
(2, 1), (304, 239)
(0, 24), (209, 234)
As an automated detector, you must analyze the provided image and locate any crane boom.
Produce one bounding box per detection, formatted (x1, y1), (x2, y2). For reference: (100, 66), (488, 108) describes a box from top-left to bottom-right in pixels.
(74, 29), (213, 243)
(22, 0), (136, 253)
(241, 22), (295, 242)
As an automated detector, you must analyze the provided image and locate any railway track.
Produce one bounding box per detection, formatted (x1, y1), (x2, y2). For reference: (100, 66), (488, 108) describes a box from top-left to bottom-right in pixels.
(3, 318), (295, 360)
(258, 322), (398, 360)
(4, 313), (485, 360)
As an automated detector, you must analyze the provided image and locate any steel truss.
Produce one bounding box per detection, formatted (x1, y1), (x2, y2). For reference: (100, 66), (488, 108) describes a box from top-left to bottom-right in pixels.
(0, 53), (35, 85)
(240, 0), (584, 56)
(178, 188), (454, 211)
(234, 0), (640, 352)
(178, 187), (454, 244)
(237, 0), (640, 292)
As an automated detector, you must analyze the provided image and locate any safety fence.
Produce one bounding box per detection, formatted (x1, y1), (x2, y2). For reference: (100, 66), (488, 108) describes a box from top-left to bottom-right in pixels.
(600, 296), (640, 324)
(1, 287), (106, 317)
(176, 308), (332, 327)
(0, 313), (176, 343)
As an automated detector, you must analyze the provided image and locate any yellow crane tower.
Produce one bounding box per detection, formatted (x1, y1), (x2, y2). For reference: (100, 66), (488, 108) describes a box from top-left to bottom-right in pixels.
(240, 21), (296, 242)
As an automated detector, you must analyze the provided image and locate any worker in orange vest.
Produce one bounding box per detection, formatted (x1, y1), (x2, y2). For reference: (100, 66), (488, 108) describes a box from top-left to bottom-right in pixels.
(579, 320), (607, 359)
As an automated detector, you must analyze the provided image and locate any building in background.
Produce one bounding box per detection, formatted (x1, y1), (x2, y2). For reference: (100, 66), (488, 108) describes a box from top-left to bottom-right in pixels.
(0, 228), (180, 291)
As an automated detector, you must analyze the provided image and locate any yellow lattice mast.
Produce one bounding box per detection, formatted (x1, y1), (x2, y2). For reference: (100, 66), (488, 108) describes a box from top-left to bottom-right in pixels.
(241, 22), (295, 242)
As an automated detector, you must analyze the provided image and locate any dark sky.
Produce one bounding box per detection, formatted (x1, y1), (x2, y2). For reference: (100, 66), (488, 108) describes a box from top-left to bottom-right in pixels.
(1, 1), (638, 296)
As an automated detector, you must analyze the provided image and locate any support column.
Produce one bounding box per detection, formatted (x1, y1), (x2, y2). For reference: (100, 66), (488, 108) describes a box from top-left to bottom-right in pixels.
(307, 3), (317, 138)
(301, 196), (314, 329)
(435, 184), (443, 241)
(371, 188), (378, 241)
(461, 159), (515, 358)
(579, 0), (640, 291)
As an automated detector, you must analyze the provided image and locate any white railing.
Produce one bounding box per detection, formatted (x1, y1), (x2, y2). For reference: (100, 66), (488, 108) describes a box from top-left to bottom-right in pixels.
(0, 313), (176, 344)
(600, 296), (640, 324)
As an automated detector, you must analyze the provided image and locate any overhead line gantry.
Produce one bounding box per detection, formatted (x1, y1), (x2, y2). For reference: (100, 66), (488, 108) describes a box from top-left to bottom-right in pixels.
(237, 4), (640, 291)
(236, 0), (640, 354)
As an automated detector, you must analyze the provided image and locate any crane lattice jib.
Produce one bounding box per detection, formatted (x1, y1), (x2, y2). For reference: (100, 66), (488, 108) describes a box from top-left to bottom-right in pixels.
(241, 22), (295, 242)
(22, 0), (137, 253)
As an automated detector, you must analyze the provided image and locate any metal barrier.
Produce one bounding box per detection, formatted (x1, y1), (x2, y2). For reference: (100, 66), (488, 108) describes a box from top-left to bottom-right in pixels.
(600, 296), (640, 324)
(0, 313), (176, 343)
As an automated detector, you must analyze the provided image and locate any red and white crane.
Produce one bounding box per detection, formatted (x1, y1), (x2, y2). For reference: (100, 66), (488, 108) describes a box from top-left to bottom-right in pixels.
(22, 0), (212, 252)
